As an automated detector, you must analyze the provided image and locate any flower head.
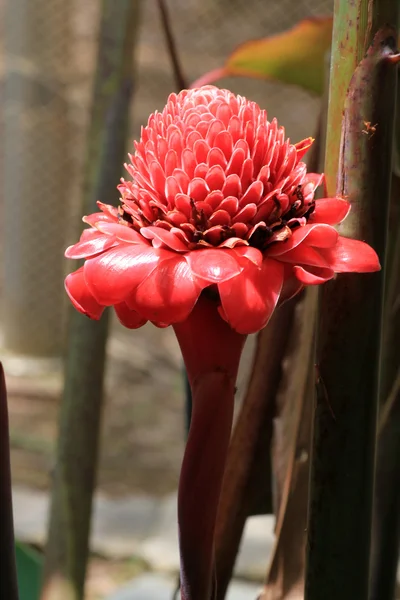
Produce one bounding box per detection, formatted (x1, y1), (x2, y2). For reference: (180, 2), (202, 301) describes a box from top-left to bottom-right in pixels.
(65, 86), (380, 334)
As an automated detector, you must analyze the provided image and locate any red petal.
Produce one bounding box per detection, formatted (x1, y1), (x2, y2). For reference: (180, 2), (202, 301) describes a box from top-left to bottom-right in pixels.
(208, 209), (231, 226)
(114, 302), (147, 329)
(218, 196), (239, 215)
(294, 137), (314, 162)
(267, 224), (339, 257)
(205, 164), (225, 191)
(279, 274), (304, 304)
(207, 147), (227, 169)
(131, 256), (204, 324)
(276, 244), (329, 268)
(188, 177), (210, 202)
(97, 201), (119, 220)
(84, 244), (167, 304)
(65, 267), (104, 320)
(140, 226), (189, 252)
(96, 222), (147, 244)
(214, 130), (233, 159)
(232, 246), (263, 267)
(232, 203), (257, 224)
(310, 198), (351, 225)
(293, 265), (335, 285)
(83, 212), (118, 226)
(222, 174), (242, 198)
(65, 231), (117, 259)
(239, 180), (263, 206)
(186, 249), (242, 283)
(321, 237), (381, 273)
(218, 258), (283, 334)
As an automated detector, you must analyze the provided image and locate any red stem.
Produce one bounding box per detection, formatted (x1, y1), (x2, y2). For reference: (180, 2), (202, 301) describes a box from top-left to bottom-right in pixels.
(178, 371), (235, 599)
(173, 296), (246, 599)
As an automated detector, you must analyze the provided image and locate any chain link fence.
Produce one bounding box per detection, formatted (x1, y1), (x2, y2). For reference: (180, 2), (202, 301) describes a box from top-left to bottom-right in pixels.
(0, 0), (333, 359)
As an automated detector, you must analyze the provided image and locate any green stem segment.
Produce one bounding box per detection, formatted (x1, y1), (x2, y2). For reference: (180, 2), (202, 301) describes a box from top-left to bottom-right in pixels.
(40, 4), (141, 600)
(173, 296), (246, 600)
(305, 7), (399, 600)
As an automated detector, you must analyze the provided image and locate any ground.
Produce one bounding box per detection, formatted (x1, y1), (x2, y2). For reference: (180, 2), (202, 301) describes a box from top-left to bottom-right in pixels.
(8, 319), (185, 498)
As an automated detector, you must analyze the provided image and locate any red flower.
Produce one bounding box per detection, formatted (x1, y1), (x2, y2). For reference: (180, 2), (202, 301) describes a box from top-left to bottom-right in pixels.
(65, 86), (380, 334)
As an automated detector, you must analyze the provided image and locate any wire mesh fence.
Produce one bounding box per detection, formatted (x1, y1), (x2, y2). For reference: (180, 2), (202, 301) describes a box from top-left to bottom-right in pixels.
(0, 0), (333, 359)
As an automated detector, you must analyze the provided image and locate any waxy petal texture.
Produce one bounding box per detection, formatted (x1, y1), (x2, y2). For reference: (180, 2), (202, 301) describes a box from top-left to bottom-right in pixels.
(321, 236), (381, 273)
(65, 267), (104, 320)
(132, 256), (204, 324)
(185, 249), (242, 283)
(65, 86), (381, 334)
(84, 244), (166, 305)
(219, 258), (284, 334)
(114, 302), (147, 329)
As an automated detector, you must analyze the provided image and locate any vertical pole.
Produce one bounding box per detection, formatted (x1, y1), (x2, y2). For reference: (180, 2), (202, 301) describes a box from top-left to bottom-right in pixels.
(40, 3), (141, 600)
(2, 0), (71, 356)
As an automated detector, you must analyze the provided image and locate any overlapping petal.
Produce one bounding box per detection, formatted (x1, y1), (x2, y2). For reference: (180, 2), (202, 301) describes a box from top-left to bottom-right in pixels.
(65, 230), (118, 259)
(65, 267), (104, 320)
(218, 258), (284, 334)
(185, 249), (242, 283)
(114, 302), (147, 329)
(266, 223), (339, 257)
(83, 243), (168, 305)
(130, 255), (205, 324)
(320, 236), (381, 273)
(310, 198), (351, 225)
(293, 265), (335, 285)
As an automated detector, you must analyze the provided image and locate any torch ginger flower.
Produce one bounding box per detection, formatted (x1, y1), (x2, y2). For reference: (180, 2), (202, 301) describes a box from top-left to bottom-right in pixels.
(65, 86), (380, 335)
(65, 86), (380, 600)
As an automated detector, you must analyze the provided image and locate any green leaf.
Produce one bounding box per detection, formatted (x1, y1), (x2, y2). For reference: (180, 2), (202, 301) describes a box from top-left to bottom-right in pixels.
(192, 17), (333, 95)
(15, 542), (42, 600)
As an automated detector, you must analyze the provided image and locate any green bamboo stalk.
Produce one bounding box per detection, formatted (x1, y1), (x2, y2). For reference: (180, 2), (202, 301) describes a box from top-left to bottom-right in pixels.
(305, 1), (399, 599)
(40, 4), (141, 600)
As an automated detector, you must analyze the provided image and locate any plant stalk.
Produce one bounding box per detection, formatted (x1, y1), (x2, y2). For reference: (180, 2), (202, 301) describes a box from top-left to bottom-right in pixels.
(0, 364), (19, 600)
(173, 296), (246, 600)
(305, 4), (399, 598)
(40, 3), (141, 600)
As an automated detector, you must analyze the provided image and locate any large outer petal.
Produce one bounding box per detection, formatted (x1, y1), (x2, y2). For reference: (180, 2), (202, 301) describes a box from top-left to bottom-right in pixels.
(65, 267), (104, 320)
(293, 265), (335, 284)
(65, 231), (117, 259)
(84, 243), (169, 305)
(266, 223), (339, 257)
(130, 255), (205, 324)
(310, 198), (351, 225)
(114, 302), (147, 329)
(185, 248), (242, 283)
(218, 257), (284, 334)
(276, 244), (329, 268)
(321, 236), (381, 272)
(141, 226), (189, 251)
(96, 222), (147, 244)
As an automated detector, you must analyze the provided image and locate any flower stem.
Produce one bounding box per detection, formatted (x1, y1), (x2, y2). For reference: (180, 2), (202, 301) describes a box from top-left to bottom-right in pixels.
(179, 371), (235, 600)
(173, 296), (246, 600)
